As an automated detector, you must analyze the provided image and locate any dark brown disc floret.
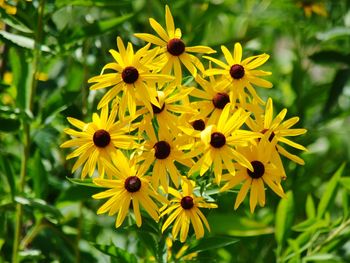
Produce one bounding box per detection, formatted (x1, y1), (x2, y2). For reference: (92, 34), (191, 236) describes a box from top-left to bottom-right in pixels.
(181, 196), (194, 210)
(122, 66), (139, 84)
(167, 38), (185, 56)
(124, 176), (142, 192)
(152, 102), (165, 114)
(230, 64), (245, 79)
(154, 141), (171, 159)
(210, 132), (226, 148)
(212, 92), (230, 109)
(247, 161), (265, 179)
(93, 129), (111, 148)
(191, 119), (206, 131)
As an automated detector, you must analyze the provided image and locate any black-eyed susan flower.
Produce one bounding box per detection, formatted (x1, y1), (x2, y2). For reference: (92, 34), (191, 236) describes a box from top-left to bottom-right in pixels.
(139, 83), (195, 134)
(92, 151), (166, 228)
(60, 105), (137, 179)
(204, 43), (272, 104)
(246, 98), (307, 165)
(190, 75), (236, 124)
(134, 5), (215, 85)
(161, 177), (217, 242)
(137, 120), (193, 192)
(220, 139), (286, 213)
(297, 0), (328, 17)
(188, 104), (261, 183)
(88, 37), (174, 117)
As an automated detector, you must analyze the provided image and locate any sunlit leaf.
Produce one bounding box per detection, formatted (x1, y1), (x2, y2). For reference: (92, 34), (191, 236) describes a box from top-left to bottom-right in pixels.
(184, 236), (239, 255)
(0, 31), (50, 52)
(91, 243), (137, 263)
(317, 163), (346, 219)
(306, 195), (316, 219)
(0, 8), (33, 33)
(275, 191), (294, 245)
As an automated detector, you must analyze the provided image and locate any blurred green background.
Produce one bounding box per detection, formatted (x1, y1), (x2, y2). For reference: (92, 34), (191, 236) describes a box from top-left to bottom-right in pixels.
(1, 0), (350, 262)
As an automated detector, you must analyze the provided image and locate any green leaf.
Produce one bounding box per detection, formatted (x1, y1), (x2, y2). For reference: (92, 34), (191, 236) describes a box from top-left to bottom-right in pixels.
(306, 195), (316, 219)
(309, 50), (350, 66)
(302, 253), (339, 262)
(0, 154), (16, 199)
(29, 150), (47, 199)
(14, 196), (62, 220)
(10, 48), (30, 109)
(57, 185), (102, 202)
(342, 189), (349, 219)
(0, 8), (33, 33)
(340, 177), (350, 191)
(62, 14), (133, 45)
(0, 116), (20, 132)
(184, 236), (239, 255)
(66, 177), (104, 188)
(317, 163), (346, 219)
(0, 31), (50, 52)
(208, 213), (274, 236)
(292, 218), (328, 232)
(317, 27), (350, 41)
(275, 191), (295, 245)
(322, 69), (350, 116)
(91, 243), (137, 263)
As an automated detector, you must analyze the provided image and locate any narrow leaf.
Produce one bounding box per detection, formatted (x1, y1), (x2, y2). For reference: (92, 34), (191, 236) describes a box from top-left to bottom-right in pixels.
(317, 163), (345, 219)
(66, 177), (104, 188)
(185, 236), (239, 255)
(0, 31), (50, 52)
(306, 195), (316, 219)
(275, 191), (294, 245)
(91, 243), (137, 263)
(0, 8), (33, 33)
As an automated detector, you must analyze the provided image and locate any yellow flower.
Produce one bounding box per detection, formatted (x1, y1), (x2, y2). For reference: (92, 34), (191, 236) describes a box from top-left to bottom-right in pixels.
(139, 83), (195, 135)
(134, 5), (215, 85)
(190, 75), (236, 124)
(246, 98), (307, 165)
(188, 104), (261, 183)
(0, 0), (17, 14)
(220, 139), (286, 213)
(88, 37), (173, 117)
(60, 105), (137, 179)
(297, 1), (328, 17)
(161, 177), (217, 242)
(137, 119), (193, 192)
(204, 43), (272, 104)
(92, 151), (165, 228)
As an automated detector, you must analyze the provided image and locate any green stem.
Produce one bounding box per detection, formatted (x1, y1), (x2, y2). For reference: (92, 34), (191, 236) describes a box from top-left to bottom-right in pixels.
(12, 1), (45, 262)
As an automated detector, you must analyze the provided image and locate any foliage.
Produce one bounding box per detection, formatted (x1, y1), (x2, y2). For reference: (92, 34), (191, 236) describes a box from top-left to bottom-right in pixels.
(1, 0), (350, 262)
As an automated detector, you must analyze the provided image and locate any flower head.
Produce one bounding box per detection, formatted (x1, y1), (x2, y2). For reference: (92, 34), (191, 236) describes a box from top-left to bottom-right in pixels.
(60, 105), (136, 178)
(221, 139), (286, 213)
(246, 98), (307, 165)
(204, 43), (272, 104)
(161, 178), (217, 242)
(188, 104), (260, 183)
(92, 151), (166, 227)
(134, 5), (215, 85)
(88, 37), (173, 117)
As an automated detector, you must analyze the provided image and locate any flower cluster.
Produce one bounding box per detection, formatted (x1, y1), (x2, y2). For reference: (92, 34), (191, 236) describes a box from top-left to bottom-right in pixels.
(61, 5), (307, 243)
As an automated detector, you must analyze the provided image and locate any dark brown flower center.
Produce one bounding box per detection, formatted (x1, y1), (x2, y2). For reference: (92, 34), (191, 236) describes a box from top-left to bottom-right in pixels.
(230, 64), (245, 79)
(122, 66), (139, 84)
(124, 176), (142, 192)
(261, 129), (276, 142)
(181, 196), (194, 210)
(167, 38), (185, 56)
(191, 119), (206, 131)
(152, 102), (165, 114)
(247, 161), (265, 179)
(93, 129), (111, 148)
(212, 92), (230, 109)
(210, 132), (226, 148)
(154, 141), (171, 159)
